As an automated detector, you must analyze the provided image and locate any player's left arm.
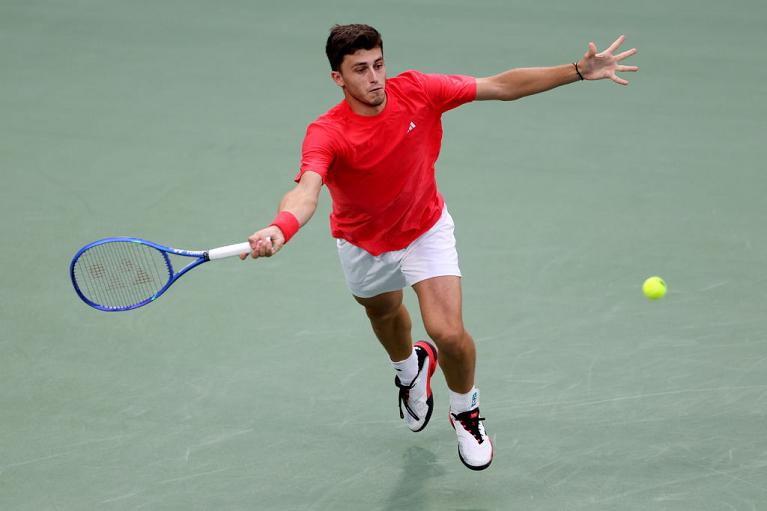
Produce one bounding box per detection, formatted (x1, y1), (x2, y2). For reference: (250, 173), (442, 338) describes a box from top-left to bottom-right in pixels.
(475, 35), (638, 101)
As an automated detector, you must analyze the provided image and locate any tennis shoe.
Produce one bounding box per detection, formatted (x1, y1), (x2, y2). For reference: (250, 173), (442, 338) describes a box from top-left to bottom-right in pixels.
(395, 340), (438, 432)
(450, 407), (493, 470)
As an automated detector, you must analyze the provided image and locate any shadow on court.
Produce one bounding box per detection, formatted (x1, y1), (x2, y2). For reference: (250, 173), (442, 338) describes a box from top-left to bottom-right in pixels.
(383, 446), (448, 511)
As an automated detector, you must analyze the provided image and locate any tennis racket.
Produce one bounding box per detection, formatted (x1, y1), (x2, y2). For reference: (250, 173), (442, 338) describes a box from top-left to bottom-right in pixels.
(70, 237), (253, 312)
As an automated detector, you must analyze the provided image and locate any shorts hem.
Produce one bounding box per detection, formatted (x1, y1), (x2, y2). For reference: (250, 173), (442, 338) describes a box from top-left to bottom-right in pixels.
(407, 270), (462, 288)
(349, 284), (406, 299)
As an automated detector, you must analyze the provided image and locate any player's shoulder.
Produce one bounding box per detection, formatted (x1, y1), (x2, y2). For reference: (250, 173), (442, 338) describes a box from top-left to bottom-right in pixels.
(389, 69), (428, 88)
(389, 70), (455, 96)
(302, 101), (349, 150)
(306, 101), (346, 132)
(386, 70), (434, 104)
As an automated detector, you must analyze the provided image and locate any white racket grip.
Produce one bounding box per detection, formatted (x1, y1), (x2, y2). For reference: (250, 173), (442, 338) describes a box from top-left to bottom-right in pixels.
(207, 242), (252, 260)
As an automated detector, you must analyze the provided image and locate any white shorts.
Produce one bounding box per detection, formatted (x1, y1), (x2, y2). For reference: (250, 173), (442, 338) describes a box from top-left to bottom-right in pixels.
(336, 206), (461, 298)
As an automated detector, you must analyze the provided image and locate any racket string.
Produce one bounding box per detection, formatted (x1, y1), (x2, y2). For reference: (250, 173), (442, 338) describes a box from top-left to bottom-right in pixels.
(111, 242), (137, 307)
(120, 241), (148, 306)
(73, 242), (172, 309)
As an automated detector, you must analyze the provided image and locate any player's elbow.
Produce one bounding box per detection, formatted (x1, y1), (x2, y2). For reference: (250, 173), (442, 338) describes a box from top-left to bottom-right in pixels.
(476, 76), (518, 102)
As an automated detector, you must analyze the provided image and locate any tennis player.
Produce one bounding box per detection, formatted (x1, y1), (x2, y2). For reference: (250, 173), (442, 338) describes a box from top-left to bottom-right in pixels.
(242, 24), (637, 470)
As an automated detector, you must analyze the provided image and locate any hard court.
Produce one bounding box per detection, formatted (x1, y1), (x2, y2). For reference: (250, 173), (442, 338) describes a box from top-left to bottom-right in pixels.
(1, 1), (766, 509)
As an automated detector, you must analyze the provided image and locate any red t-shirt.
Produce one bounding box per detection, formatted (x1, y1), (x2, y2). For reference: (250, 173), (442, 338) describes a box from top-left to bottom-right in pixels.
(296, 70), (476, 255)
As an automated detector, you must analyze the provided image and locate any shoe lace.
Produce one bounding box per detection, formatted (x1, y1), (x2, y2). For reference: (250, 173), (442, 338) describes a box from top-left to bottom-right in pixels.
(395, 366), (424, 421)
(452, 409), (486, 444)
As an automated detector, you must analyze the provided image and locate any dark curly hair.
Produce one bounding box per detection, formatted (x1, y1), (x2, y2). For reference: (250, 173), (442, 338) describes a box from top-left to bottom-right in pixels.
(325, 24), (383, 71)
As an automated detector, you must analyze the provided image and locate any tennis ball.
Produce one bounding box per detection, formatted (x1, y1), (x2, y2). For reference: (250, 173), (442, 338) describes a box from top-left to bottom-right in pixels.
(642, 276), (667, 300)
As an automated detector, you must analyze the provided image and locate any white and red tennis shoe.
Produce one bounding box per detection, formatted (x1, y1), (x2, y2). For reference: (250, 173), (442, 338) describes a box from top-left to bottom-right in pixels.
(450, 405), (493, 470)
(395, 340), (438, 432)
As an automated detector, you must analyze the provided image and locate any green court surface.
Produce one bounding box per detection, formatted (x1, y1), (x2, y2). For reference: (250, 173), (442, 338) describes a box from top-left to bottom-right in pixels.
(2, 1), (766, 509)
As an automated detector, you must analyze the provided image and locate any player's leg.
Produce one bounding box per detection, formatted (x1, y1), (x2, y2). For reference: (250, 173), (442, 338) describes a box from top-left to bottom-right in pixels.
(413, 275), (493, 471)
(400, 205), (474, 392)
(411, 276), (474, 392)
(337, 238), (438, 432)
(354, 291), (439, 433)
(354, 290), (412, 362)
(401, 205), (493, 470)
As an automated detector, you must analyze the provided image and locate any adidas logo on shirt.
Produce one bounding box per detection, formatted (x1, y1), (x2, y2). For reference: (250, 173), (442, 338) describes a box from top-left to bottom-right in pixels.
(407, 121), (416, 133)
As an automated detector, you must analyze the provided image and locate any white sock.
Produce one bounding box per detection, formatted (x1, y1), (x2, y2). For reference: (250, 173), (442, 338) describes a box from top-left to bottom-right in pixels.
(391, 349), (418, 385)
(450, 387), (479, 413)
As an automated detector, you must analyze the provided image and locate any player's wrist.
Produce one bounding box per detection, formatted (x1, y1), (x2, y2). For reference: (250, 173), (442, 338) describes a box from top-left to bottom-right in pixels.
(573, 61), (585, 81)
(270, 210), (300, 243)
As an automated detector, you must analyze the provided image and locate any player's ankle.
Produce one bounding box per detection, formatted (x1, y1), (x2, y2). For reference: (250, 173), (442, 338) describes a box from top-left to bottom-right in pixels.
(449, 386), (479, 413)
(391, 348), (418, 384)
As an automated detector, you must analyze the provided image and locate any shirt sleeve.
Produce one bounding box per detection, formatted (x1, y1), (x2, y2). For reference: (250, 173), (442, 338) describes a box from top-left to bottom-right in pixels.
(295, 122), (336, 183)
(417, 72), (477, 113)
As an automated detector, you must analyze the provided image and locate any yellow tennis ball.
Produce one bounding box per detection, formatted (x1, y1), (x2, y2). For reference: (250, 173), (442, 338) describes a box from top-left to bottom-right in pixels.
(642, 276), (667, 300)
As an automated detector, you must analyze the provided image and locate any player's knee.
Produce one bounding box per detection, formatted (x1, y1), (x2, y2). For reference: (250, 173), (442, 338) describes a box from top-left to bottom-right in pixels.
(426, 324), (466, 351)
(362, 301), (400, 322)
(356, 292), (403, 322)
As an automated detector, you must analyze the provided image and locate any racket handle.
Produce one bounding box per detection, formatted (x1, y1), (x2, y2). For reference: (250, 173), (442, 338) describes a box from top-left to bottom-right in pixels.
(207, 242), (252, 260)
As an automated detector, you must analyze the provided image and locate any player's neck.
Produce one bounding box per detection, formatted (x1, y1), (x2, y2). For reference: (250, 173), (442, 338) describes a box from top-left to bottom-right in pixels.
(344, 91), (387, 117)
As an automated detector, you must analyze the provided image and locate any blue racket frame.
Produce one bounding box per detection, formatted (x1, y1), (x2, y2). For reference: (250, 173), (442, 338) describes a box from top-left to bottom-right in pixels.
(70, 237), (210, 312)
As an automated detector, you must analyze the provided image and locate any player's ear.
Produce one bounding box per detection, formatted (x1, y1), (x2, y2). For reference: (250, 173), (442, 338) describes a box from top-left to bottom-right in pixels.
(330, 70), (344, 88)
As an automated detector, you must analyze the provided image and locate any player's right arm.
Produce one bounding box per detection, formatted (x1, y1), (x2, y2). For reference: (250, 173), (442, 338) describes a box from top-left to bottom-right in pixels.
(240, 170), (323, 259)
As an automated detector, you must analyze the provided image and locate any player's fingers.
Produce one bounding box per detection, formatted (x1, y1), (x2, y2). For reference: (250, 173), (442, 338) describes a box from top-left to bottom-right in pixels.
(617, 65), (639, 72)
(245, 240), (255, 259)
(247, 234), (262, 249)
(586, 42), (597, 57)
(611, 73), (629, 86)
(615, 48), (637, 61)
(249, 233), (269, 256)
(605, 34), (625, 54)
(256, 239), (268, 257)
(263, 236), (275, 257)
(263, 237), (274, 257)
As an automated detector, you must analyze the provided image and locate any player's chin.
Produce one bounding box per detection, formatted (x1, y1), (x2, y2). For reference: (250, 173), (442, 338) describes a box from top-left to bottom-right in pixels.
(367, 93), (385, 106)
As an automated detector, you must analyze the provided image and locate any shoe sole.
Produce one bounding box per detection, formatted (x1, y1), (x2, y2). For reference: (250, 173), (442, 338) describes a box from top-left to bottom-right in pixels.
(410, 340), (438, 433)
(449, 414), (494, 471)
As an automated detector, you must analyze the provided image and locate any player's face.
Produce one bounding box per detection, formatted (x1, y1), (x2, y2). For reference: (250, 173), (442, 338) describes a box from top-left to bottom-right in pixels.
(332, 47), (386, 109)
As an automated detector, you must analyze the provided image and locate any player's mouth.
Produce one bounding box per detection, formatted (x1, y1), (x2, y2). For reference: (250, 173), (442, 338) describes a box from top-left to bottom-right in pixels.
(369, 86), (383, 93)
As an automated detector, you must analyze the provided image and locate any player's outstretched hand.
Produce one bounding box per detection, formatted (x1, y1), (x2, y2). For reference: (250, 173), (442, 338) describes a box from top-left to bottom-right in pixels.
(577, 35), (638, 85)
(239, 225), (285, 260)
